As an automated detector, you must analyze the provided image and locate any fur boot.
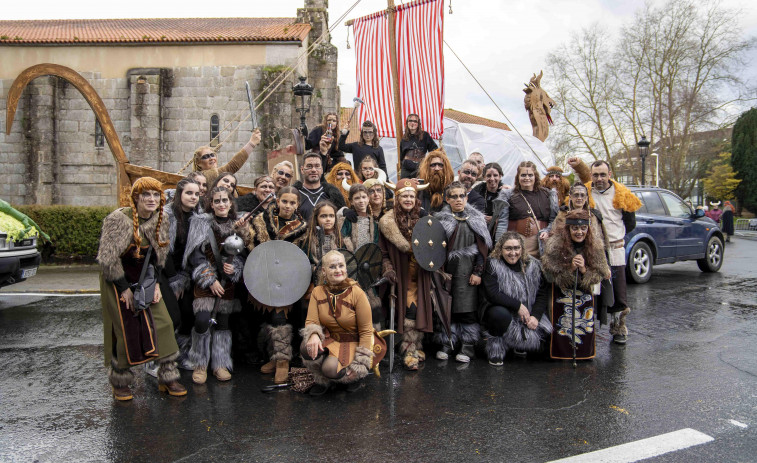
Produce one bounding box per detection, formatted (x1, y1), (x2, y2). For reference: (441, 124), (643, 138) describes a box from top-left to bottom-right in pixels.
(504, 314), (552, 352)
(401, 318), (422, 370)
(211, 330), (233, 372)
(336, 346), (374, 384)
(484, 331), (507, 365)
(458, 323), (481, 345)
(175, 334), (191, 368)
(157, 352), (181, 385)
(609, 307), (631, 336)
(108, 359), (134, 388)
(268, 324), (293, 362)
(433, 323), (459, 350)
(189, 328), (212, 368)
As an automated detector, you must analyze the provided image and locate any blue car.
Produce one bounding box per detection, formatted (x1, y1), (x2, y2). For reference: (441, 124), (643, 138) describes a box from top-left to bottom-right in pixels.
(624, 186), (724, 283)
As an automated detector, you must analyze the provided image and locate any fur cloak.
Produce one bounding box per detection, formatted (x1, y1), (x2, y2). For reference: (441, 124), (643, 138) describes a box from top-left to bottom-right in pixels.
(249, 203), (308, 249)
(182, 213), (247, 290)
(541, 228), (610, 291)
(584, 179), (642, 212)
(435, 204), (493, 259)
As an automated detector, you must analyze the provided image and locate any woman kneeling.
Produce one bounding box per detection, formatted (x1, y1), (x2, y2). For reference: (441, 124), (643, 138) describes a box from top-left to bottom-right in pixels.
(300, 251), (374, 395)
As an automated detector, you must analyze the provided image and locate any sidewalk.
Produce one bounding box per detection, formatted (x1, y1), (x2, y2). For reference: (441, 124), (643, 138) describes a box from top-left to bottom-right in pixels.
(2, 264), (100, 294)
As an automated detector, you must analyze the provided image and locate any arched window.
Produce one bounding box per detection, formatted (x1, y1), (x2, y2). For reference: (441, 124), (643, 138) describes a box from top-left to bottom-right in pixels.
(210, 114), (220, 144)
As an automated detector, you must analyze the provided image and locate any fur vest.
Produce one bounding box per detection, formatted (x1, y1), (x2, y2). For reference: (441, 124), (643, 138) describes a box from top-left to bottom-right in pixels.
(183, 213), (249, 289)
(378, 210), (412, 254)
(249, 203), (307, 249)
(435, 205), (493, 261)
(97, 207), (169, 282)
(584, 180), (642, 212)
(541, 232), (610, 290)
(487, 258), (542, 310)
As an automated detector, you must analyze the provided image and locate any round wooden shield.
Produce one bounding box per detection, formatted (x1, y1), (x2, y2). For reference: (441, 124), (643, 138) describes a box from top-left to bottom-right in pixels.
(244, 241), (311, 307)
(339, 248), (359, 280)
(354, 243), (382, 289)
(411, 216), (448, 271)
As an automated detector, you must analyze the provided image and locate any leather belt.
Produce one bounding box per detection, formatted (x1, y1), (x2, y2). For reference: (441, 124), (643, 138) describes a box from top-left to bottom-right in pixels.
(610, 239), (625, 249)
(508, 218), (548, 237)
(324, 329), (359, 343)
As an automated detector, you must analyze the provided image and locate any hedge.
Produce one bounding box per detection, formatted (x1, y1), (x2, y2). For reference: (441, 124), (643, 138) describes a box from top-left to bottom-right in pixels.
(14, 205), (116, 260)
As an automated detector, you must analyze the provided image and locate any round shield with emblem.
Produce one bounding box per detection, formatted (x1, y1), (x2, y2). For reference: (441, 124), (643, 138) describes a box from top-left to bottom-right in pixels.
(354, 243), (382, 289)
(411, 216), (448, 271)
(244, 241), (311, 307)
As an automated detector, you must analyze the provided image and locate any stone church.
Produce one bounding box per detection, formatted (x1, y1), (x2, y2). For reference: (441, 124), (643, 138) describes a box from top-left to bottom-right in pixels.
(0, 0), (338, 206)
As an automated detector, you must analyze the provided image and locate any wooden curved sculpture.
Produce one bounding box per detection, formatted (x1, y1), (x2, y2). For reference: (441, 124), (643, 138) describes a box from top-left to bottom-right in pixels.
(6, 63), (252, 206)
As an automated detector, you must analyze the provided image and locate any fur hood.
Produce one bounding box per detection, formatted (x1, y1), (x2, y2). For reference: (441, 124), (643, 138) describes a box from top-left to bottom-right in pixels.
(487, 257), (542, 310)
(249, 203), (307, 249)
(584, 180), (642, 212)
(435, 204), (493, 249)
(97, 207), (169, 282)
(379, 210), (411, 253)
(541, 229), (609, 290)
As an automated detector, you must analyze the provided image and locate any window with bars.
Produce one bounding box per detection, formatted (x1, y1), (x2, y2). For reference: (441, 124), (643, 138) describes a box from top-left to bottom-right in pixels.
(210, 114), (220, 143)
(95, 120), (104, 148)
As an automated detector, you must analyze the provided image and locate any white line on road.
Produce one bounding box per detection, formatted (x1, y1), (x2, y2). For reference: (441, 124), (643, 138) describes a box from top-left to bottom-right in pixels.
(548, 428), (714, 463)
(729, 419), (748, 429)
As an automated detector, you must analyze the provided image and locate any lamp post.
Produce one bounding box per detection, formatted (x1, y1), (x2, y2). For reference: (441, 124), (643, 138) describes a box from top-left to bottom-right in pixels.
(637, 136), (650, 186)
(650, 152), (659, 187)
(292, 76), (314, 137)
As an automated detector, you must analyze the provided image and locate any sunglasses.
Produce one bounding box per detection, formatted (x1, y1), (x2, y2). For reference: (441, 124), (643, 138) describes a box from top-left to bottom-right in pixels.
(200, 152), (216, 160)
(277, 170), (293, 179)
(447, 194), (466, 200)
(408, 119), (419, 123)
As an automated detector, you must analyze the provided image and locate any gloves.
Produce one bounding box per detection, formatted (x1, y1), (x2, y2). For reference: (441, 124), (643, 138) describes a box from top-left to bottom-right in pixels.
(383, 269), (397, 285)
(343, 208), (358, 223)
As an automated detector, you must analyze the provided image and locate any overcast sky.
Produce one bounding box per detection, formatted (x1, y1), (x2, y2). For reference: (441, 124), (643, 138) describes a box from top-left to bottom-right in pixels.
(5, 0), (757, 135)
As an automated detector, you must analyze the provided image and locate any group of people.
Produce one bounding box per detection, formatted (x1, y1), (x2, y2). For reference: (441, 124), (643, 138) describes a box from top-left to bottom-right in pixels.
(98, 115), (641, 400)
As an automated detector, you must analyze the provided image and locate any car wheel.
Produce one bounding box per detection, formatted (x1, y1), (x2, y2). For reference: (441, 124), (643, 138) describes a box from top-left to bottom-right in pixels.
(697, 236), (724, 273)
(626, 241), (653, 284)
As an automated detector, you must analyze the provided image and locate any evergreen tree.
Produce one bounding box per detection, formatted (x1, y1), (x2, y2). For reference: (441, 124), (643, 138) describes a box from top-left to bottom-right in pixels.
(731, 108), (757, 213)
(704, 152), (740, 201)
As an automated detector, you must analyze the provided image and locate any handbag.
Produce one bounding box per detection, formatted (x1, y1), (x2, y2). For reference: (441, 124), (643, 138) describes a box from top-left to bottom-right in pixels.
(131, 246), (156, 314)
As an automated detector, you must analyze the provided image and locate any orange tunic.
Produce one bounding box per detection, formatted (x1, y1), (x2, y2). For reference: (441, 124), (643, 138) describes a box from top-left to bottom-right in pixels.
(305, 281), (374, 369)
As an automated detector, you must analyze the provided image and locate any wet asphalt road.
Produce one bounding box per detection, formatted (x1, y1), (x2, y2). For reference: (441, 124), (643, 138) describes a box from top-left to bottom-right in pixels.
(1, 240), (755, 462)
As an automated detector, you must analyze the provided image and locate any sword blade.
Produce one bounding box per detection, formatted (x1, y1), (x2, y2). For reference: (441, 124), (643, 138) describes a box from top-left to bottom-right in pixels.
(245, 81), (257, 130)
(389, 284), (395, 373)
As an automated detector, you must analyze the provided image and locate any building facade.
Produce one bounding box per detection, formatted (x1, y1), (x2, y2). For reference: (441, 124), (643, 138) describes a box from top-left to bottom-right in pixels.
(0, 0), (339, 206)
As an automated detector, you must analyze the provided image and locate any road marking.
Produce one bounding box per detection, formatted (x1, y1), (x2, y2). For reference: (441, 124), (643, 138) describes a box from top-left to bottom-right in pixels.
(729, 419), (748, 429)
(0, 292), (98, 297)
(548, 428), (713, 463)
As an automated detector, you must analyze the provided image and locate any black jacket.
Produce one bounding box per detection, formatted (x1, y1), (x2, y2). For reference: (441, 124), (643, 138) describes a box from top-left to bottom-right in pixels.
(293, 180), (346, 220)
(338, 133), (387, 174)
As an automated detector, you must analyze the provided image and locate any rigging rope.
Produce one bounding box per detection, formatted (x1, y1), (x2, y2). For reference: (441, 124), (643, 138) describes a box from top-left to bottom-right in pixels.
(442, 39), (548, 170)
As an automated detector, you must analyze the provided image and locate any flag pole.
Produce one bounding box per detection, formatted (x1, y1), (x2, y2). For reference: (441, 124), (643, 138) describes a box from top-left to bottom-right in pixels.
(387, 0), (404, 179)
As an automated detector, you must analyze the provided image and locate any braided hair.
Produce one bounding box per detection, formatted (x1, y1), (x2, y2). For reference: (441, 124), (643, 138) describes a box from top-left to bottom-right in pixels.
(129, 177), (170, 257)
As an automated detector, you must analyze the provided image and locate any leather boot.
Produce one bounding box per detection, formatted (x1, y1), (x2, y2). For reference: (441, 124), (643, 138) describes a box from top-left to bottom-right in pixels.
(260, 360), (275, 374)
(274, 360), (289, 384)
(214, 368), (232, 381)
(158, 381), (188, 397)
(112, 386), (133, 401)
(192, 366), (207, 385)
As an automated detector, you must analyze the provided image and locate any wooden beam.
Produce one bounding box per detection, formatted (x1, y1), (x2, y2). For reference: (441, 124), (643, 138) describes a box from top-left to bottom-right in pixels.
(345, 19), (354, 26)
(386, 0), (404, 178)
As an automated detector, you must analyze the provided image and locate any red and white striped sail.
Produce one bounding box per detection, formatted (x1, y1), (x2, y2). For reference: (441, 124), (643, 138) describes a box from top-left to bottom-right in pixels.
(353, 0), (445, 139)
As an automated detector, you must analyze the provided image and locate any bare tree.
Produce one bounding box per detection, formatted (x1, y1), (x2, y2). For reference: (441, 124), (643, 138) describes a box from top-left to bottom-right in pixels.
(546, 0), (754, 197)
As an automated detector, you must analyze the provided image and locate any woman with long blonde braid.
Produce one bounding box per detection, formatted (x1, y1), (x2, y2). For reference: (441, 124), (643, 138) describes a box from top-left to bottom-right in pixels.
(97, 177), (186, 401)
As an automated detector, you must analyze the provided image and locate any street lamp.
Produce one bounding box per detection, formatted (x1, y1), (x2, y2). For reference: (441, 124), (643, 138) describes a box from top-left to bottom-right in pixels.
(650, 152), (659, 187)
(637, 135), (650, 186)
(292, 76), (314, 137)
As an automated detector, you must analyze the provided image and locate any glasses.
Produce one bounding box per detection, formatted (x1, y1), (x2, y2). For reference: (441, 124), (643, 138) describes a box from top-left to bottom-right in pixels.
(200, 152), (216, 160)
(430, 162), (444, 169)
(447, 194), (466, 200)
(569, 225), (589, 232)
(408, 119), (419, 123)
(503, 246), (521, 252)
(519, 173), (535, 178)
(460, 170), (477, 177)
(212, 198), (230, 205)
(277, 170), (293, 179)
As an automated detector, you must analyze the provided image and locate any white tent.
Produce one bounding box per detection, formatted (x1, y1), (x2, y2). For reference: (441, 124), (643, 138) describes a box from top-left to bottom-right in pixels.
(374, 117), (555, 185)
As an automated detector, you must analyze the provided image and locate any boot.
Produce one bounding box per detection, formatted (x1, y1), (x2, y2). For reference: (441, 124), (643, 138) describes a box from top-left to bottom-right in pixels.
(274, 360), (290, 384)
(157, 352), (186, 396)
(436, 344), (453, 360)
(484, 331), (507, 366)
(188, 328), (211, 370)
(610, 308), (631, 344)
(401, 319), (422, 370)
(434, 323), (459, 361)
(108, 360), (134, 401)
(456, 343), (475, 363)
(260, 360), (275, 374)
(211, 330), (233, 381)
(175, 334), (193, 370)
(192, 367), (207, 385)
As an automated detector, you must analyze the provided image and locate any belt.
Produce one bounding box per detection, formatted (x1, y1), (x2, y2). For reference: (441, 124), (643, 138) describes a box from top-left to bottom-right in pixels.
(325, 330), (359, 343)
(508, 218), (548, 237)
(610, 239), (625, 249)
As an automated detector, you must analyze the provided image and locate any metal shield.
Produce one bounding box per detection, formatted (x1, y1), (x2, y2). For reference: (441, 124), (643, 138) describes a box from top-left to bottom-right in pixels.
(411, 216), (448, 271)
(354, 243), (382, 289)
(244, 241), (311, 307)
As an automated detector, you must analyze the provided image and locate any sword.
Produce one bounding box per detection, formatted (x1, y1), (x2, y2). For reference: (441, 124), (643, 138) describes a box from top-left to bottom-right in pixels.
(572, 267), (579, 368)
(241, 192), (274, 223)
(245, 81), (258, 130)
(389, 283), (396, 373)
(346, 97), (364, 128)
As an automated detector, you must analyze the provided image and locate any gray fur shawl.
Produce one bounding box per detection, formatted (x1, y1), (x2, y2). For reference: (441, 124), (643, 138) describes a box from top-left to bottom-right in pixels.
(97, 207), (169, 282)
(487, 258), (542, 310)
(435, 204), (493, 254)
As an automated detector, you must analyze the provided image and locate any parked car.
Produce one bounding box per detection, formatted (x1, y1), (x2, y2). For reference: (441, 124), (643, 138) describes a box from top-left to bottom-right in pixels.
(0, 201), (43, 289)
(624, 186), (724, 283)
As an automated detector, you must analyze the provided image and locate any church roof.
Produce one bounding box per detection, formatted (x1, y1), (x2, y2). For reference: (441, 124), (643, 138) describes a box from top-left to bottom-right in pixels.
(0, 18), (311, 45)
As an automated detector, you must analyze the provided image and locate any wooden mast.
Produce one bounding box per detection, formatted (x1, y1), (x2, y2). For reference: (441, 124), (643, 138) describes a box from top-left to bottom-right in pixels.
(346, 0), (405, 179)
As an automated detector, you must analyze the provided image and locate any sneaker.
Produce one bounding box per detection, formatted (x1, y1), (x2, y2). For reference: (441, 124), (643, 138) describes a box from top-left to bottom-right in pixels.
(613, 334), (627, 345)
(455, 352), (471, 363)
(488, 358), (504, 366)
(143, 361), (158, 378)
(513, 349), (527, 358)
(436, 345), (452, 361)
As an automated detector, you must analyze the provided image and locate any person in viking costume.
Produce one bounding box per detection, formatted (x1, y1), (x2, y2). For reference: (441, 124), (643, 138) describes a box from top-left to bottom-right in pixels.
(183, 186), (250, 384)
(237, 175), (276, 214)
(482, 232), (551, 365)
(97, 177), (186, 400)
(301, 251), (375, 395)
(400, 113), (438, 179)
(338, 120), (388, 175)
(417, 150), (455, 214)
(163, 178), (202, 370)
(494, 160), (558, 257)
(705, 201), (723, 223)
(245, 186), (308, 384)
(379, 178), (433, 370)
(297, 201), (345, 285)
(433, 181), (492, 363)
(721, 201), (734, 243)
(325, 161), (359, 208)
(542, 165), (571, 206)
(541, 209), (611, 360)
(192, 129), (261, 187)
